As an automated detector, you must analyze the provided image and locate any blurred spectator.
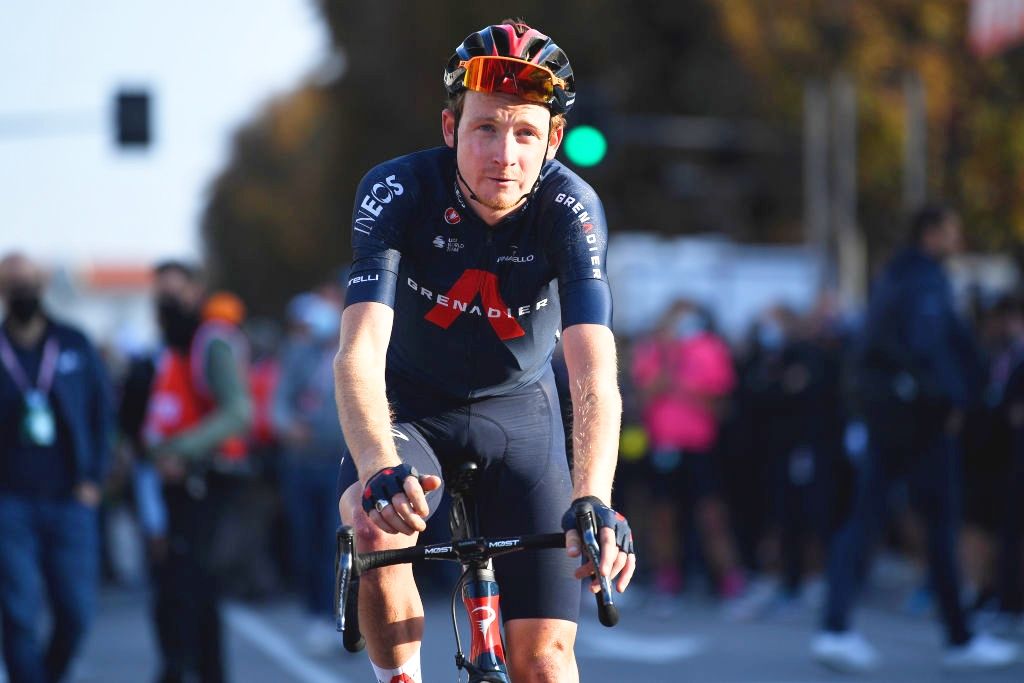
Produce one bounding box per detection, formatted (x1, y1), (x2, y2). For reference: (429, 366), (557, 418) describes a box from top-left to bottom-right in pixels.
(244, 317), (283, 458)
(272, 291), (345, 654)
(107, 333), (159, 588)
(142, 263), (253, 683)
(0, 252), (114, 683)
(990, 294), (1024, 633)
(631, 300), (743, 600)
(812, 205), (1017, 671)
(736, 303), (835, 611)
(959, 296), (1016, 612)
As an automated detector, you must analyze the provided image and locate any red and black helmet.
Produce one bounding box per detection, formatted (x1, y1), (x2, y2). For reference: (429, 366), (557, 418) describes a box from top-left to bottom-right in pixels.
(444, 22), (576, 115)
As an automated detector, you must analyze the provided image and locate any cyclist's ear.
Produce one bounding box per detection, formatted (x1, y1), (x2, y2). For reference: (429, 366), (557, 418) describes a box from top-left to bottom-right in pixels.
(546, 120), (564, 160)
(442, 109), (457, 148)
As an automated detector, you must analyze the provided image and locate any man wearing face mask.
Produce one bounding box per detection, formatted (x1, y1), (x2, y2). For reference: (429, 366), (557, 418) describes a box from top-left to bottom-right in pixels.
(272, 290), (347, 653)
(142, 261), (252, 683)
(0, 252), (113, 683)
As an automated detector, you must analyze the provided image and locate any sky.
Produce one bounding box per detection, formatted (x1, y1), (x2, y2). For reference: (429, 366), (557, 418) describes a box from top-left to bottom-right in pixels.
(0, 0), (327, 266)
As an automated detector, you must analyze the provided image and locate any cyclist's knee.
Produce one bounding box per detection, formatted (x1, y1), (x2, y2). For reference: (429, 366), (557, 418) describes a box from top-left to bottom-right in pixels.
(506, 635), (575, 683)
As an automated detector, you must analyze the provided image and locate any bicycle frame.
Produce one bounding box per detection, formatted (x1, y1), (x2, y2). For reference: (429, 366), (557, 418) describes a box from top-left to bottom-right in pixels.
(459, 561), (508, 680)
(448, 468), (509, 681)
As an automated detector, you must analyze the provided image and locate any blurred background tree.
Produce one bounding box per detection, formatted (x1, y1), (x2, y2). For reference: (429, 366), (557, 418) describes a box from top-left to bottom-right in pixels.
(717, 0), (1024, 255)
(202, 0), (1024, 313)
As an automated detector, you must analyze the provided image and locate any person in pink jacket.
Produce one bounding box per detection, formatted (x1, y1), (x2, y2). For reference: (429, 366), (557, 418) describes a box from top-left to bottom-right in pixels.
(632, 299), (745, 600)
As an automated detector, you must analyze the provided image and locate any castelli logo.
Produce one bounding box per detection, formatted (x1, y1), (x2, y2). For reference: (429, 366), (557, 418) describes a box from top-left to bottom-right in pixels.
(444, 207), (461, 224)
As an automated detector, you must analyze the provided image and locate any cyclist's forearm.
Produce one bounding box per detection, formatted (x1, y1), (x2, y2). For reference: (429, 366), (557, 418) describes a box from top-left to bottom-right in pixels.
(334, 345), (399, 485)
(569, 371), (621, 504)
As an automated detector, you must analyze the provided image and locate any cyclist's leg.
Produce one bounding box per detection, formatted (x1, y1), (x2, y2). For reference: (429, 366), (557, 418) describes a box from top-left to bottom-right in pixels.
(337, 423), (444, 670)
(468, 368), (581, 681)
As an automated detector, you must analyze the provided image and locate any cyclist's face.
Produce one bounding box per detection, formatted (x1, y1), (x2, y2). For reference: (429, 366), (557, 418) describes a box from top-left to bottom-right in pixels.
(443, 91), (562, 222)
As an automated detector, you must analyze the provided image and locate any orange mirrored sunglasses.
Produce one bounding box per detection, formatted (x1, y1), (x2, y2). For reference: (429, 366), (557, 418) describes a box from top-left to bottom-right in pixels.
(458, 56), (567, 105)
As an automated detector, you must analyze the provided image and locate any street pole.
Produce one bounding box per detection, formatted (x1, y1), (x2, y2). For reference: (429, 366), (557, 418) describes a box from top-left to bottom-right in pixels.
(903, 72), (927, 211)
(831, 73), (866, 307)
(803, 79), (830, 288)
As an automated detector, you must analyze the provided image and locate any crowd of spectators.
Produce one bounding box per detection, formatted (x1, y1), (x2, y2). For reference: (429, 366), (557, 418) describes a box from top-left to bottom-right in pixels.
(615, 205), (1022, 670)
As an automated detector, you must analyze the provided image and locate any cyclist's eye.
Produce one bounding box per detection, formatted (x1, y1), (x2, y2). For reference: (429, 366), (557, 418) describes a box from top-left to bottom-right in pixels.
(478, 124), (496, 133)
(517, 128), (540, 139)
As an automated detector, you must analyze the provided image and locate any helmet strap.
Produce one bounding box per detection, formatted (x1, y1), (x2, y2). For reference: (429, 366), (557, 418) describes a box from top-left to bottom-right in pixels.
(452, 122), (483, 203)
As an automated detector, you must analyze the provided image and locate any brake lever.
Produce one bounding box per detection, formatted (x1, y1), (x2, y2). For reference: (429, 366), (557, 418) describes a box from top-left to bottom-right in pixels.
(575, 508), (620, 627)
(334, 525), (366, 652)
(334, 526), (353, 633)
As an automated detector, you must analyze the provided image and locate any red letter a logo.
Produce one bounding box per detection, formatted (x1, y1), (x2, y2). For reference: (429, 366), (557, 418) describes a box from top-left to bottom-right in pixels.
(424, 269), (526, 341)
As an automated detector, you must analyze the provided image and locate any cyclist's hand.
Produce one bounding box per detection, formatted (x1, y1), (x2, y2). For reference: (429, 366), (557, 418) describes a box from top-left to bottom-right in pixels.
(361, 464), (441, 535)
(562, 497), (637, 594)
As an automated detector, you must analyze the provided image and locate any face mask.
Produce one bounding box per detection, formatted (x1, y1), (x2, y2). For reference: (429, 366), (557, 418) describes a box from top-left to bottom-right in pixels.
(6, 287), (42, 325)
(157, 296), (199, 350)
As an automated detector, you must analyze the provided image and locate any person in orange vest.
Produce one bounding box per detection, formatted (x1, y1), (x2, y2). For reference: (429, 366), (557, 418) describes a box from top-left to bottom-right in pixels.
(142, 261), (252, 683)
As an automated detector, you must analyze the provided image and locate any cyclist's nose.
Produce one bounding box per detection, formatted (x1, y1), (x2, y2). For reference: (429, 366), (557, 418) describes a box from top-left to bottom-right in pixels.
(492, 130), (517, 168)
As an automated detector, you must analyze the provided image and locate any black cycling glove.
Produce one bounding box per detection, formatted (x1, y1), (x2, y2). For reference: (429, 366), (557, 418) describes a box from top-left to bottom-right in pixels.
(561, 496), (635, 555)
(361, 464), (419, 515)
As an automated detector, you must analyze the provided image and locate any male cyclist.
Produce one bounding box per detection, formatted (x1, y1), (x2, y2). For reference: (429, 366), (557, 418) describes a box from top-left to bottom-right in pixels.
(335, 20), (636, 683)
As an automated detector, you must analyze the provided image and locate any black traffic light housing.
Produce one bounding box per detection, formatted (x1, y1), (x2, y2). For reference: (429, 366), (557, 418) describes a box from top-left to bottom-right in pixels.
(115, 89), (151, 147)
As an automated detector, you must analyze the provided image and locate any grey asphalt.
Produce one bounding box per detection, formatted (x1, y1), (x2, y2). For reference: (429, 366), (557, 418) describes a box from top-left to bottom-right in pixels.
(23, 574), (1024, 683)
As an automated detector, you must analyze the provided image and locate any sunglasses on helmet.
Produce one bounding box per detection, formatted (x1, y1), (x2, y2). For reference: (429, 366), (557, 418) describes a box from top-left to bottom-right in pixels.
(457, 56), (568, 106)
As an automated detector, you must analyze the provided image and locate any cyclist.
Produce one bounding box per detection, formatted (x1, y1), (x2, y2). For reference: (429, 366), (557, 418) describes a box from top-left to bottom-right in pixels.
(335, 19), (636, 683)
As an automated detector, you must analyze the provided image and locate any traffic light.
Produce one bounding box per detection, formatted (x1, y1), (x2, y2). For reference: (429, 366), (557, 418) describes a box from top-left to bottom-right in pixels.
(563, 125), (607, 167)
(115, 89), (151, 147)
(561, 86), (612, 169)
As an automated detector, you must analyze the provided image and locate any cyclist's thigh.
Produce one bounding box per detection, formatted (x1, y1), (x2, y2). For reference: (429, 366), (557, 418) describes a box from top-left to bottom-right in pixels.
(337, 423), (446, 519)
(468, 369), (580, 623)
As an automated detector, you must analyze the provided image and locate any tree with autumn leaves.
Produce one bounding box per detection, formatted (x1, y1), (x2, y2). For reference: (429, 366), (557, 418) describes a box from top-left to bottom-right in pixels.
(716, 0), (1024, 254)
(202, 0), (1024, 313)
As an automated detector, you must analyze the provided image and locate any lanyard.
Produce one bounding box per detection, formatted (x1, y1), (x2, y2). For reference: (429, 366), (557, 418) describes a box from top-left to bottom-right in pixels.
(0, 330), (59, 396)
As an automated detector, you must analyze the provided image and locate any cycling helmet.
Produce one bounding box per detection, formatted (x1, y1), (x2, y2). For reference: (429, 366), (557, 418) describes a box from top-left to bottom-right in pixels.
(444, 22), (576, 115)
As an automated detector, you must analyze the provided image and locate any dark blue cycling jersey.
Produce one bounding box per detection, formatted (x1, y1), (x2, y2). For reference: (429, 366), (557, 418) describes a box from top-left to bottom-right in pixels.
(345, 146), (612, 399)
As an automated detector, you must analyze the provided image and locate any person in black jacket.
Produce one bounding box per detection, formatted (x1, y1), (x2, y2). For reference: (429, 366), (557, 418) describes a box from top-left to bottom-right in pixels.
(811, 205), (1018, 672)
(0, 252), (114, 683)
(991, 295), (1024, 632)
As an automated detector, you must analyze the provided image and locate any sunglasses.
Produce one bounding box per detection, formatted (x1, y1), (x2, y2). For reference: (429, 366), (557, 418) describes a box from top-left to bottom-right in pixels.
(458, 56), (568, 105)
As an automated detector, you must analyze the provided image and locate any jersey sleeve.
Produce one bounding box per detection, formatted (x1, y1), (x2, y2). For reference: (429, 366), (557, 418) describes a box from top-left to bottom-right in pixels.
(546, 182), (613, 329)
(344, 163), (416, 309)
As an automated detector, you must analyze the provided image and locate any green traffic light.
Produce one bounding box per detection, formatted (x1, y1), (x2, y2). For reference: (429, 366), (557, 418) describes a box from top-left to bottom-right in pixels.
(564, 125), (607, 167)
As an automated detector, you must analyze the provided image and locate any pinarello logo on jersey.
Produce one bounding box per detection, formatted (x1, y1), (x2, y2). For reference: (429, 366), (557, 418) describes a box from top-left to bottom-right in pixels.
(444, 207), (462, 224)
